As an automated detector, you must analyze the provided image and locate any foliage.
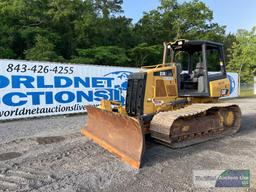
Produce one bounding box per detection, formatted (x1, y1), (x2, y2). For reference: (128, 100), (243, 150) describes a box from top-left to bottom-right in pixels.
(134, 0), (225, 44)
(130, 43), (162, 67)
(71, 46), (130, 66)
(0, 0), (250, 82)
(94, 0), (123, 18)
(25, 35), (64, 61)
(223, 33), (236, 64)
(227, 27), (256, 83)
(0, 47), (16, 58)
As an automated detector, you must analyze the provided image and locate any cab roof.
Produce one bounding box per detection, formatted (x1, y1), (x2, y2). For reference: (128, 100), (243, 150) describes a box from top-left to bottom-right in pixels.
(169, 39), (223, 52)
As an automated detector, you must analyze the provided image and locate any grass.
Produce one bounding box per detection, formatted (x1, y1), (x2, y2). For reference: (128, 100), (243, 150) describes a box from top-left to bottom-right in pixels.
(240, 88), (255, 97)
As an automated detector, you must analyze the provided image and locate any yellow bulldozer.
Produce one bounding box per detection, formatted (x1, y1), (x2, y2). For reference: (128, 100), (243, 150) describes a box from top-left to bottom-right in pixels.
(81, 40), (241, 169)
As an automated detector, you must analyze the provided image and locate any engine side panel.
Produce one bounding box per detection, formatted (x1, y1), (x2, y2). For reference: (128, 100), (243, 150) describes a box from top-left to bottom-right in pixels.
(209, 78), (230, 97)
(143, 66), (179, 114)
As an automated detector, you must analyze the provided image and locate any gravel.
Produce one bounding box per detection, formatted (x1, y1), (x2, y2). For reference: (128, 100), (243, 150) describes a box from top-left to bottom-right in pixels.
(0, 98), (255, 192)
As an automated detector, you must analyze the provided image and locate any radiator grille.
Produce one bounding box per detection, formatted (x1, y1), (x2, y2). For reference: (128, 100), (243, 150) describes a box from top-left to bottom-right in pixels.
(125, 73), (147, 116)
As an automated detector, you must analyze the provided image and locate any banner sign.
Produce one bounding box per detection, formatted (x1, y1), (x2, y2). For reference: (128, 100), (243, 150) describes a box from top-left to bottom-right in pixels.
(0, 60), (138, 120)
(0, 59), (239, 120)
(226, 72), (239, 98)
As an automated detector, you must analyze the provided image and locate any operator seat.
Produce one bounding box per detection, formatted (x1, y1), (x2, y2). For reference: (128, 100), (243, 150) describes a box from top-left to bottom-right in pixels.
(191, 62), (206, 92)
(191, 62), (204, 79)
(176, 63), (182, 75)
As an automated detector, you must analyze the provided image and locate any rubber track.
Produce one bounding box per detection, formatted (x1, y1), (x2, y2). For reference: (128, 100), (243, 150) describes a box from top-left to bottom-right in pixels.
(150, 103), (241, 148)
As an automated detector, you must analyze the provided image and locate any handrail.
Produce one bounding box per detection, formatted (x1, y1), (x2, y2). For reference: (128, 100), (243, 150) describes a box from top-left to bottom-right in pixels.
(141, 63), (173, 69)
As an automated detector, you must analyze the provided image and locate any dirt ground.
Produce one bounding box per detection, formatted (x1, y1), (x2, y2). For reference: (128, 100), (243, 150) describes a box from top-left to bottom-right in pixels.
(0, 97), (256, 192)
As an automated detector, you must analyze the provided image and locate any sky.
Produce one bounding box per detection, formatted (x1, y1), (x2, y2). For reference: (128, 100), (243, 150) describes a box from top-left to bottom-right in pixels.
(122, 0), (256, 34)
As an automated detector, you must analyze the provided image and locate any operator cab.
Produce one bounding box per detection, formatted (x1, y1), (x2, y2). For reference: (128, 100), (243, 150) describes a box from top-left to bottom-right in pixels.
(169, 40), (227, 97)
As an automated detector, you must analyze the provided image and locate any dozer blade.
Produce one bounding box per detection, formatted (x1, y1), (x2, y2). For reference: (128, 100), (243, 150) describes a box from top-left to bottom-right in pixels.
(81, 106), (144, 169)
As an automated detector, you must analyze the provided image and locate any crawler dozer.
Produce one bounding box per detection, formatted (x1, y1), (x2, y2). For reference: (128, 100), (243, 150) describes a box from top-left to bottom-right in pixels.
(81, 40), (241, 169)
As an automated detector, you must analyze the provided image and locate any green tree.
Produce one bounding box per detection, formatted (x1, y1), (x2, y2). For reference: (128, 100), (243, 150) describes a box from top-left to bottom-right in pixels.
(135, 0), (225, 44)
(0, 0), (96, 60)
(130, 43), (162, 67)
(94, 0), (123, 18)
(47, 0), (96, 59)
(0, 0), (232, 68)
(227, 27), (256, 83)
(134, 10), (167, 45)
(0, 0), (53, 58)
(0, 48), (16, 58)
(223, 33), (236, 64)
(89, 17), (135, 48)
(71, 46), (130, 66)
(25, 35), (63, 61)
